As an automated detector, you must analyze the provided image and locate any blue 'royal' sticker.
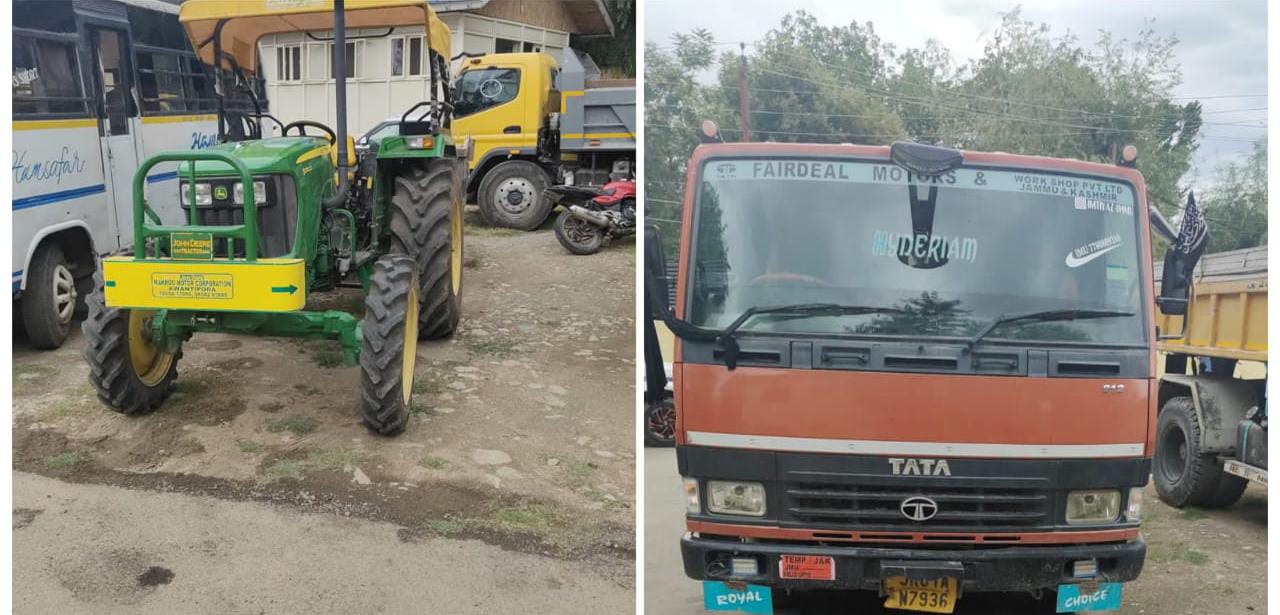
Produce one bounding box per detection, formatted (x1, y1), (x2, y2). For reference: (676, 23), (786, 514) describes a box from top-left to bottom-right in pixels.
(702, 581), (773, 614)
(1057, 582), (1123, 612)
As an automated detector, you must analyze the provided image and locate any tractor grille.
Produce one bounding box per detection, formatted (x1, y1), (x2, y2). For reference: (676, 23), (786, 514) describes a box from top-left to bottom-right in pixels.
(784, 481), (1050, 530)
(186, 176), (296, 258)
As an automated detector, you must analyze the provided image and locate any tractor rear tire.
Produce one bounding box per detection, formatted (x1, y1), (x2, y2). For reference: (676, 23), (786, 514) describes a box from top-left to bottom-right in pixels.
(477, 160), (552, 230)
(360, 254), (420, 436)
(1153, 396), (1244, 507)
(22, 242), (79, 349)
(82, 270), (179, 414)
(390, 160), (463, 339)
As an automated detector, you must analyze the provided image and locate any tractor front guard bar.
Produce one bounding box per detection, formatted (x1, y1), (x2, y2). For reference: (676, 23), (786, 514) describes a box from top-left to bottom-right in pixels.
(133, 150), (259, 261)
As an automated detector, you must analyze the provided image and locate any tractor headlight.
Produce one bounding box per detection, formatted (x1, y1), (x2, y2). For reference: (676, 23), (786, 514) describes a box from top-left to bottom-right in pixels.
(707, 481), (766, 517)
(1066, 490), (1121, 524)
(233, 180), (268, 205)
(179, 182), (211, 205)
(406, 136), (435, 149)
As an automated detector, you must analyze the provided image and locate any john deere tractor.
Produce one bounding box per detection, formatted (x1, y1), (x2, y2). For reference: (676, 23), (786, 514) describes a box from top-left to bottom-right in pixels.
(83, 0), (464, 435)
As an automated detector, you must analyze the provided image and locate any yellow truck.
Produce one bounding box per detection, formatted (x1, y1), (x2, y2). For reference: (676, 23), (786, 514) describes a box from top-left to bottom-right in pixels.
(1151, 245), (1267, 508)
(451, 51), (635, 229)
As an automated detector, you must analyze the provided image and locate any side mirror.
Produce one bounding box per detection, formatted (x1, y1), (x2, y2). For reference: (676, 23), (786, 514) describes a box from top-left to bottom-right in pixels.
(1157, 248), (1191, 316)
(644, 225), (674, 321)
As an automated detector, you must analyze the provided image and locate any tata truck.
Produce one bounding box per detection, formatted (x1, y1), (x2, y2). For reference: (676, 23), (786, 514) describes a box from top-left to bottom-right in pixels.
(645, 140), (1208, 613)
(1151, 246), (1266, 508)
(452, 50), (635, 229)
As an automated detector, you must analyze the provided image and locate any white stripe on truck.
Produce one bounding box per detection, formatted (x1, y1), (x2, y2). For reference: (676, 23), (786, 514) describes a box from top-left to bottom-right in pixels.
(685, 431), (1145, 458)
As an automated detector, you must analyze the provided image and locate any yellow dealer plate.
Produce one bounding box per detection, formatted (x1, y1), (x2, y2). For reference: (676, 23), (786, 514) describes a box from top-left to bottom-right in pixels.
(102, 257), (305, 312)
(882, 577), (958, 613)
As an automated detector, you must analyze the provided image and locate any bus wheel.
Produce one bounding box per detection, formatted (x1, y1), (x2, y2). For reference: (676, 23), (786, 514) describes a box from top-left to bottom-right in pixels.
(82, 271), (180, 414)
(1153, 396), (1244, 507)
(360, 255), (419, 436)
(22, 243), (79, 349)
(477, 160), (552, 230)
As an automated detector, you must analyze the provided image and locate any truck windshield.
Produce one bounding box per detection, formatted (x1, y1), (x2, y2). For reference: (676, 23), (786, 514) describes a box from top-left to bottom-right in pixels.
(687, 157), (1147, 345)
(453, 67), (520, 117)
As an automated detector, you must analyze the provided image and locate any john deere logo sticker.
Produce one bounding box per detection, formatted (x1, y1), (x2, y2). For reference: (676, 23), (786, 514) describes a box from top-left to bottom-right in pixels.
(151, 272), (233, 300)
(170, 232), (213, 260)
(213, 185), (229, 200)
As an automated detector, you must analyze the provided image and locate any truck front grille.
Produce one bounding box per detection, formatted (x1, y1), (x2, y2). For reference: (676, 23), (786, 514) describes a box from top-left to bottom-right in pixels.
(785, 482), (1049, 530)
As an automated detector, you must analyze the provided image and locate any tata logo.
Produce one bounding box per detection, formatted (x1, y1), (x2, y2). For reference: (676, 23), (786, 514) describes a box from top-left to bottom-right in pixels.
(889, 458), (952, 476)
(900, 496), (939, 522)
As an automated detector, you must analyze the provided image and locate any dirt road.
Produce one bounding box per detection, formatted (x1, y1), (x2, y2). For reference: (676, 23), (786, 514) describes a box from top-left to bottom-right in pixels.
(13, 219), (636, 613)
(645, 447), (1267, 614)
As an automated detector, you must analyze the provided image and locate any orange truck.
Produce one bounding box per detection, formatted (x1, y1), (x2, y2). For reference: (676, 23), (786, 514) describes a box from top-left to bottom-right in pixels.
(644, 140), (1207, 613)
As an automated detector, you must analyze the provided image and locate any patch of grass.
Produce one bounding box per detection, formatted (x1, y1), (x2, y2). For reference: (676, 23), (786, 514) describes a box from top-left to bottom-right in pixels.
(412, 372), (447, 395)
(1179, 506), (1209, 521)
(410, 400), (436, 417)
(419, 455), (449, 470)
(424, 518), (465, 535)
(174, 379), (212, 396)
(467, 338), (517, 357)
(559, 458), (597, 484)
(266, 415), (319, 436)
(479, 502), (597, 552)
(13, 363), (56, 380)
(45, 451), (82, 470)
(259, 459), (306, 482)
(1149, 541), (1209, 565)
(38, 397), (90, 422)
(468, 226), (522, 238)
(463, 253), (482, 269)
(237, 439), (266, 454)
(314, 350), (345, 368)
(309, 447), (369, 471)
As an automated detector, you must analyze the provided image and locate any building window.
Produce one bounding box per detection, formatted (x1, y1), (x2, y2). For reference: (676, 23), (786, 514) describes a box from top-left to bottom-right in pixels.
(409, 36), (424, 76)
(328, 40), (361, 79)
(390, 38), (404, 76)
(306, 43), (326, 81)
(13, 35), (89, 117)
(276, 44), (301, 82)
(391, 36), (426, 77)
(495, 38), (519, 54)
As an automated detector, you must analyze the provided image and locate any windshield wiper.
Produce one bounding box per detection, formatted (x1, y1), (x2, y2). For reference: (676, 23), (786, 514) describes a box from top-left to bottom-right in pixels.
(717, 303), (904, 370)
(967, 308), (1135, 351)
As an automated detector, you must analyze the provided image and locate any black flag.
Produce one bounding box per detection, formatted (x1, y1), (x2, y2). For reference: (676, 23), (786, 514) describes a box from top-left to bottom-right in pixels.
(1175, 191), (1208, 265)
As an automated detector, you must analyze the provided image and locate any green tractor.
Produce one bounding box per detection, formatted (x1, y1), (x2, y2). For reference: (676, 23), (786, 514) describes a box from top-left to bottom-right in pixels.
(83, 0), (464, 435)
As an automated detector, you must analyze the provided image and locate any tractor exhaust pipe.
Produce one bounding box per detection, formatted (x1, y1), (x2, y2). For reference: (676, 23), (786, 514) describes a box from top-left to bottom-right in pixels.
(323, 0), (350, 208)
(568, 205), (611, 228)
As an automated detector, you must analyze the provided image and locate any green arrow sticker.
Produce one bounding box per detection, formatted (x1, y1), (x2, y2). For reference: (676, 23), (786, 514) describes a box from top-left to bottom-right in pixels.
(271, 284), (298, 294)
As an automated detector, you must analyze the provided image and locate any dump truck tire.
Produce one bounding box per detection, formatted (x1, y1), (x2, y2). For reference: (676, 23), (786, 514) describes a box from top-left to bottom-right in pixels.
(1153, 396), (1240, 507)
(1202, 469), (1248, 508)
(82, 270), (179, 414)
(360, 255), (419, 436)
(554, 209), (605, 255)
(477, 160), (552, 230)
(390, 160), (463, 339)
(22, 242), (78, 349)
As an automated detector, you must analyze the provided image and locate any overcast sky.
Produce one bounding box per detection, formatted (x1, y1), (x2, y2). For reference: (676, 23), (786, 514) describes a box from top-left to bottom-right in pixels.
(644, 0), (1267, 183)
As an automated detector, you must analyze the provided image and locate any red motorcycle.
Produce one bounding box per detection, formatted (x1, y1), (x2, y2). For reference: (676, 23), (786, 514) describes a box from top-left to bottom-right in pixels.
(544, 179), (637, 255)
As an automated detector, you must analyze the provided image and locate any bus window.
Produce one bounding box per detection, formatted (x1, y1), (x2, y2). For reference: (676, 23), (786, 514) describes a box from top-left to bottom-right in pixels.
(13, 35), (89, 117)
(93, 28), (133, 136)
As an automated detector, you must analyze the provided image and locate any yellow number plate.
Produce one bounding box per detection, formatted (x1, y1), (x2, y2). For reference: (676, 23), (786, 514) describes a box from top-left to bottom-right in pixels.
(883, 577), (958, 614)
(102, 257), (305, 312)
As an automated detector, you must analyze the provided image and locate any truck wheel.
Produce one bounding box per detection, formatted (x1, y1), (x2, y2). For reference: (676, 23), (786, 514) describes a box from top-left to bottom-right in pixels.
(644, 396), (676, 447)
(1153, 396), (1240, 507)
(390, 160), (463, 339)
(22, 243), (79, 349)
(360, 255), (419, 436)
(82, 270), (179, 414)
(554, 209), (605, 255)
(477, 160), (552, 230)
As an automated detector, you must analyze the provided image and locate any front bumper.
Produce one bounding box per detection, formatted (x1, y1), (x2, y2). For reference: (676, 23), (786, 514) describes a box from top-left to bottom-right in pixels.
(681, 533), (1146, 592)
(102, 256), (306, 312)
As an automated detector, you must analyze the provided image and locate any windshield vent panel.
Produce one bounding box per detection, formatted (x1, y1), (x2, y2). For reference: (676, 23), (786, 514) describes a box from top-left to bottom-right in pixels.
(1048, 351), (1145, 378)
(819, 346), (872, 369)
(883, 355), (959, 371)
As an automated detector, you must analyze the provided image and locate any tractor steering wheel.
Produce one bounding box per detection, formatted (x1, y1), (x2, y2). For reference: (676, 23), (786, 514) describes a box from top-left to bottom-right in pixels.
(282, 120), (337, 143)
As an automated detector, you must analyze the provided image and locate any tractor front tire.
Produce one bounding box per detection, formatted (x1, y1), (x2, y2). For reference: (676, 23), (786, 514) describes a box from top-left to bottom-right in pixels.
(360, 255), (420, 436)
(82, 271), (179, 414)
(1153, 396), (1246, 508)
(477, 160), (552, 230)
(390, 160), (463, 339)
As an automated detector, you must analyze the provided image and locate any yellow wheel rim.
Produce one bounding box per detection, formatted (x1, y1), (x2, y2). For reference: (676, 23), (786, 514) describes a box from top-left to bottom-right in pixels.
(450, 199), (463, 295)
(128, 310), (175, 387)
(402, 282), (419, 406)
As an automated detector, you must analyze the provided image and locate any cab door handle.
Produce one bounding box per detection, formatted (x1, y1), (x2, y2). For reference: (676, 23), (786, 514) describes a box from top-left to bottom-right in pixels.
(503, 125), (520, 134)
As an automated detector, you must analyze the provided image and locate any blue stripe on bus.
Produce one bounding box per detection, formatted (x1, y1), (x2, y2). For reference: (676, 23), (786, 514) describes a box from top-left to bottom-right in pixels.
(13, 184), (107, 211)
(147, 171), (179, 183)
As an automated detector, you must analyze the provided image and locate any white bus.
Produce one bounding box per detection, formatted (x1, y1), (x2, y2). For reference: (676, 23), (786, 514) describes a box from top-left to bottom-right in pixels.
(13, 0), (266, 348)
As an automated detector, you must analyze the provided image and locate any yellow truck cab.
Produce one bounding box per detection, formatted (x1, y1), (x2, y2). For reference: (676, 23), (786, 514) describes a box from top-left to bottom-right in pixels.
(452, 51), (635, 229)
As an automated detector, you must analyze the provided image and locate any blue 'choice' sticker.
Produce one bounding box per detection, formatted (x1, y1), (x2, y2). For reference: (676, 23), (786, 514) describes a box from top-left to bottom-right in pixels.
(702, 581), (773, 614)
(1057, 582), (1123, 612)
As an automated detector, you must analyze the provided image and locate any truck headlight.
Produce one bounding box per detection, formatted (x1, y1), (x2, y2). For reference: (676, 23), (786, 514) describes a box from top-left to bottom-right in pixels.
(707, 481), (766, 517)
(1125, 487), (1143, 522)
(233, 180), (268, 205)
(179, 182), (211, 205)
(1066, 490), (1121, 524)
(683, 477), (700, 515)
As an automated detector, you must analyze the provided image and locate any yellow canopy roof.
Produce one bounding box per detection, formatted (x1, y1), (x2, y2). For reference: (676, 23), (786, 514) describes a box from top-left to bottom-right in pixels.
(179, 0), (451, 74)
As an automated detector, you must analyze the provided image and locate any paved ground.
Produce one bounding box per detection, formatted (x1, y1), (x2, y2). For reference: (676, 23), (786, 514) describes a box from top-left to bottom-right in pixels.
(13, 217), (636, 614)
(645, 447), (1267, 614)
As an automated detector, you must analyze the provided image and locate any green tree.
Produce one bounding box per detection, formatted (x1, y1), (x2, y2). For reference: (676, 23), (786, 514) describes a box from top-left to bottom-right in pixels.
(1199, 139), (1267, 252)
(571, 0), (635, 77)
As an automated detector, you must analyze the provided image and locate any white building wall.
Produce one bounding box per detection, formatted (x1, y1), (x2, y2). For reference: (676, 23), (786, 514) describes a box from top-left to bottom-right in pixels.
(259, 14), (570, 137)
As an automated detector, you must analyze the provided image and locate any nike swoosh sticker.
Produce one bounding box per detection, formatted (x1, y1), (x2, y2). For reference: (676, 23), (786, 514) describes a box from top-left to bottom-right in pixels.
(1065, 243), (1121, 267)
